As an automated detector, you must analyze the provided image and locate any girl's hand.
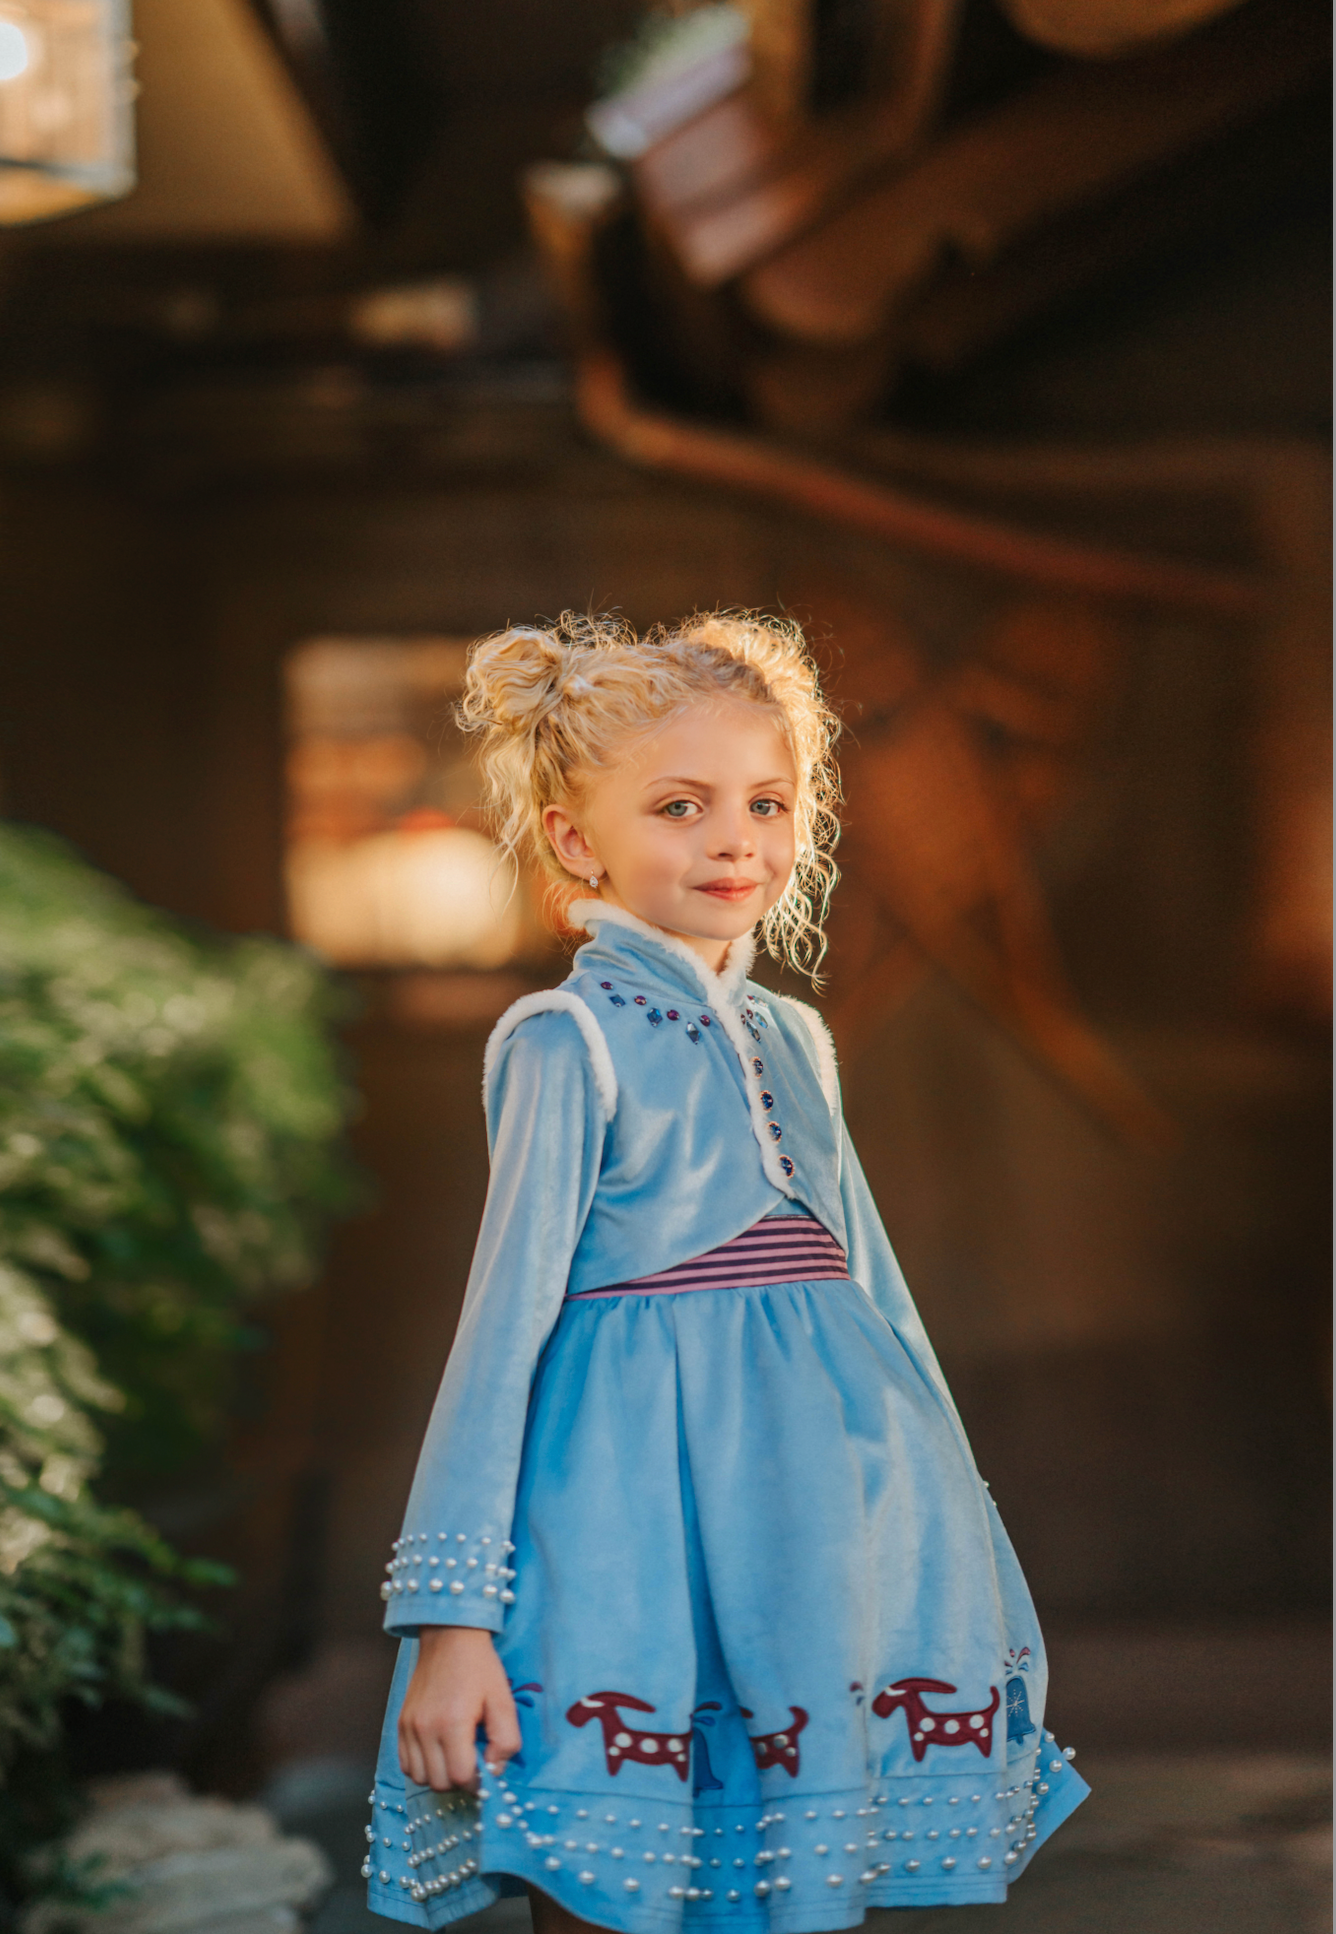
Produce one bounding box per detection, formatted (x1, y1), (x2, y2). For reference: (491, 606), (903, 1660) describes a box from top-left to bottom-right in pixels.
(397, 1626), (522, 1791)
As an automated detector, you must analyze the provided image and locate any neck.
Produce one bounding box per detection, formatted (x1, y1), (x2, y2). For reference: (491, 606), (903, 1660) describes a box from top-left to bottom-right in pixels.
(602, 893), (732, 974)
(569, 898), (755, 999)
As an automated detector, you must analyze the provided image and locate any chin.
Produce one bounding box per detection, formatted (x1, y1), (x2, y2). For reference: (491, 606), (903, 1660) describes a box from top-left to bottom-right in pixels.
(682, 901), (761, 939)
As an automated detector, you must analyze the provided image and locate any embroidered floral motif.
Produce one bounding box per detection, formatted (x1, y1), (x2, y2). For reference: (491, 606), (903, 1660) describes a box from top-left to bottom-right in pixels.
(872, 1679), (1000, 1761)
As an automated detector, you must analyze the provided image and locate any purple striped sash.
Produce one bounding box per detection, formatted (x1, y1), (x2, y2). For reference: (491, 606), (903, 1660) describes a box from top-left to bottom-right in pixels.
(570, 1215), (848, 1300)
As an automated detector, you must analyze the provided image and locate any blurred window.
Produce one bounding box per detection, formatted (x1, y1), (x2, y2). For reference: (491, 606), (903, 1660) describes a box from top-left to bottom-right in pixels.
(283, 637), (537, 972)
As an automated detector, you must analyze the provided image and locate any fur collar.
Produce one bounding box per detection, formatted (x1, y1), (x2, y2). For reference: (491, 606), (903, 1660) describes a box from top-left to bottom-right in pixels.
(569, 898), (756, 1008)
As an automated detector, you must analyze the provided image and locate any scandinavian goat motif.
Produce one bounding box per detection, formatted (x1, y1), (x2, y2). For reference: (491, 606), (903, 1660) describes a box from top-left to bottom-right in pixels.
(872, 1677), (999, 1761)
(739, 1704), (808, 1775)
(566, 1692), (693, 1780)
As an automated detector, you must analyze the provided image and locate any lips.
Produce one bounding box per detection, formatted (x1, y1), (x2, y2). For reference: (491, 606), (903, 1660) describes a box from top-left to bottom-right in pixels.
(697, 880), (761, 902)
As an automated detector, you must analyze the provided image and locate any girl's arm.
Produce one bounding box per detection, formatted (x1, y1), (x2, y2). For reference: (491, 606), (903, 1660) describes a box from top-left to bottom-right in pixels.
(385, 1007), (606, 1637)
(387, 1007), (608, 1784)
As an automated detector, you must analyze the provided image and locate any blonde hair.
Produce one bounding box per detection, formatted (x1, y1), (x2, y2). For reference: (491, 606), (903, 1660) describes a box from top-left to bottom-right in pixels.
(457, 611), (841, 977)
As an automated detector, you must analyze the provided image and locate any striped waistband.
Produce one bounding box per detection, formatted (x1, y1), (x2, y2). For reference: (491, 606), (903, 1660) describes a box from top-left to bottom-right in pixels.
(569, 1216), (849, 1301)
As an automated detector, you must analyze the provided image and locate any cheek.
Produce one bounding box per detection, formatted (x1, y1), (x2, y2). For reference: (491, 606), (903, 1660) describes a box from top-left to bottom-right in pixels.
(615, 819), (693, 879)
(764, 816), (798, 866)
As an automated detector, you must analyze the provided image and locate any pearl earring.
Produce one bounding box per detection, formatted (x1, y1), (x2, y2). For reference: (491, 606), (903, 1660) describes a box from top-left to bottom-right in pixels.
(588, 873), (600, 890)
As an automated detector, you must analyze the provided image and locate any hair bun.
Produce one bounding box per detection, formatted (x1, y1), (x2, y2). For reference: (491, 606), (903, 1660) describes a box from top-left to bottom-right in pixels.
(462, 626), (575, 736)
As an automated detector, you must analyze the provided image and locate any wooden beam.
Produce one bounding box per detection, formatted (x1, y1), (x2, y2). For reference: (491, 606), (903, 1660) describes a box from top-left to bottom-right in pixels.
(741, 0), (1326, 344)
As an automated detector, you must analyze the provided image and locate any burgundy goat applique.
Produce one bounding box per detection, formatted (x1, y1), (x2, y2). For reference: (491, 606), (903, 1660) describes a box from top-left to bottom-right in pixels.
(872, 1678), (999, 1761)
(567, 1692), (693, 1780)
(739, 1705), (808, 1775)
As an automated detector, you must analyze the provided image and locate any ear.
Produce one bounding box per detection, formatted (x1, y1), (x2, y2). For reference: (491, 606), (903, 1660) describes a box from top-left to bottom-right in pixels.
(542, 802), (599, 879)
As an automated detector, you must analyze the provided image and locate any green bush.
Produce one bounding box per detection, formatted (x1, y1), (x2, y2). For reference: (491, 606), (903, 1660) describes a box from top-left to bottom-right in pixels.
(0, 824), (357, 1897)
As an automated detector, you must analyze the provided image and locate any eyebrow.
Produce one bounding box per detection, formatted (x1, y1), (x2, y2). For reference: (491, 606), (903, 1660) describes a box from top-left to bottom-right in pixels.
(643, 774), (796, 792)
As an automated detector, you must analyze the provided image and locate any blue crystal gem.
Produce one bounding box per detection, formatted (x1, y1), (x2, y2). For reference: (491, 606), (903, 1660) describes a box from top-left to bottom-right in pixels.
(686, 1024), (700, 1043)
(647, 1008), (663, 1027)
(759, 1091), (774, 1110)
(609, 995), (626, 1006)
(752, 1059), (764, 1076)
(767, 1122), (782, 1142)
(779, 1156), (794, 1177)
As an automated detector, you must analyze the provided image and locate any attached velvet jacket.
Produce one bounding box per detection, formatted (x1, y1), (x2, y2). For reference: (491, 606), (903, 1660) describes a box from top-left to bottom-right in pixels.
(382, 900), (974, 1640)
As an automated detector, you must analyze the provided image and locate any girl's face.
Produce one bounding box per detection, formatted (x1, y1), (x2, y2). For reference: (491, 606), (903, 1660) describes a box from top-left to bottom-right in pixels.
(543, 698), (798, 969)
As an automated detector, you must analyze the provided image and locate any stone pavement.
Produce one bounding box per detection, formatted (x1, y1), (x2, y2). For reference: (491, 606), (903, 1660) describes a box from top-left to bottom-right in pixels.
(266, 1752), (1332, 1934)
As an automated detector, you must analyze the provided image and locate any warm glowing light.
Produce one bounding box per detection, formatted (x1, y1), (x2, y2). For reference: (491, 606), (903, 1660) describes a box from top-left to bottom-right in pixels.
(283, 637), (538, 975)
(0, 20), (29, 81)
(286, 827), (525, 970)
(0, 1), (136, 224)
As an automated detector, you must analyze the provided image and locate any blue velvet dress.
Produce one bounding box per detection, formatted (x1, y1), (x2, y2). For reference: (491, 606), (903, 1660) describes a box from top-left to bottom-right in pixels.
(366, 905), (1087, 1931)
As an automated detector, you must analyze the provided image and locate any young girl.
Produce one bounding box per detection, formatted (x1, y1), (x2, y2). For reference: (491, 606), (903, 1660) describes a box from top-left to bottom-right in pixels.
(365, 613), (1087, 1933)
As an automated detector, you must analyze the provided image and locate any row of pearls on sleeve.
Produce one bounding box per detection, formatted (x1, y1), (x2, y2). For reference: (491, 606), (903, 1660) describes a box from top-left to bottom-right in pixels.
(381, 1530), (517, 1605)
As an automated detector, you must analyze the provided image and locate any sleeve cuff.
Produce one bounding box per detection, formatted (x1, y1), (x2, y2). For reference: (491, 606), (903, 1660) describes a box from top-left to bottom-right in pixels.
(380, 1527), (517, 1636)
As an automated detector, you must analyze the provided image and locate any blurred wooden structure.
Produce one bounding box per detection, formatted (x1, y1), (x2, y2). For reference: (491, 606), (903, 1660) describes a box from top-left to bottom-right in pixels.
(518, 0), (1332, 1143)
(569, 0), (1326, 431)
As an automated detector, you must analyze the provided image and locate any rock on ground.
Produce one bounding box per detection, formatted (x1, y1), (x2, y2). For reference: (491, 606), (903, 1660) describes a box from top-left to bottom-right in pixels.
(22, 1771), (333, 1934)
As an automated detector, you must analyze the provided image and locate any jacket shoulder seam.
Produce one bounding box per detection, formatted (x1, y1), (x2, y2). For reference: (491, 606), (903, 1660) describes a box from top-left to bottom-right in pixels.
(483, 991), (618, 1118)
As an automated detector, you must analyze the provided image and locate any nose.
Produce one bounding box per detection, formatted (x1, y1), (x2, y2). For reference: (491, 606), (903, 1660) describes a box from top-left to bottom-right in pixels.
(708, 799), (756, 861)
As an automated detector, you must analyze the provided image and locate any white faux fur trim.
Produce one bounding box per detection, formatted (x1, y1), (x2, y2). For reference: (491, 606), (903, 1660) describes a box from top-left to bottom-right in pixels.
(483, 991), (618, 1119)
(570, 898), (792, 1195)
(569, 899), (755, 1005)
(706, 988), (795, 1196)
(781, 996), (840, 1114)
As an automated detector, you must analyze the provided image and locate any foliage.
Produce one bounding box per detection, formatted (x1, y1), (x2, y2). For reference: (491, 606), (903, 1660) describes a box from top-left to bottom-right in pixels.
(0, 823), (358, 1895)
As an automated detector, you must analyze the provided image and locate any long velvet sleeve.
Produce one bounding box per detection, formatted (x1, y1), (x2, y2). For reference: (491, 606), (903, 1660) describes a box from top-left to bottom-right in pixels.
(382, 1010), (608, 1636)
(838, 1120), (976, 1459)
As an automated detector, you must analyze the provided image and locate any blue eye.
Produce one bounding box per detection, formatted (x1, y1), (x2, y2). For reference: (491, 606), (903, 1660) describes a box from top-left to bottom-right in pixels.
(661, 800), (694, 818)
(751, 798), (785, 817)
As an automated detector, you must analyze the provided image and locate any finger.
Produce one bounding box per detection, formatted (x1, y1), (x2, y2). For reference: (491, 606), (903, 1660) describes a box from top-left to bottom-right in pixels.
(443, 1721), (482, 1791)
(483, 1692), (522, 1769)
(423, 1731), (456, 1793)
(399, 1727), (428, 1788)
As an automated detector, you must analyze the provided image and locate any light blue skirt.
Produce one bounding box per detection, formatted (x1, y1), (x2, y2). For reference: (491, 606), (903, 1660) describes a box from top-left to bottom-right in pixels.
(367, 1266), (1087, 1931)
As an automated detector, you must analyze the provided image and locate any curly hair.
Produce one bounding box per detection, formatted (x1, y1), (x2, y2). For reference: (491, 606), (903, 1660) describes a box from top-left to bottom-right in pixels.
(457, 610), (841, 977)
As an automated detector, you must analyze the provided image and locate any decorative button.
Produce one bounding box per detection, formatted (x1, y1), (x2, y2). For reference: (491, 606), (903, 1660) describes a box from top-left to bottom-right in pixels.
(767, 1122), (782, 1142)
(759, 1091), (774, 1109)
(752, 1058), (764, 1075)
(779, 1156), (795, 1177)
